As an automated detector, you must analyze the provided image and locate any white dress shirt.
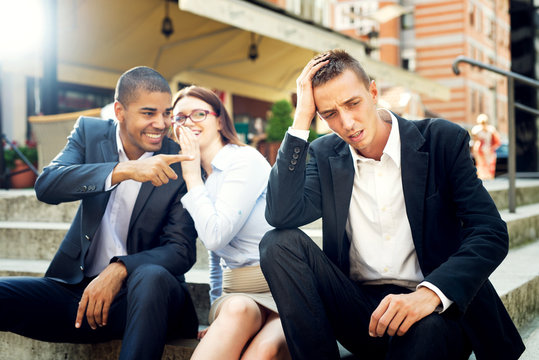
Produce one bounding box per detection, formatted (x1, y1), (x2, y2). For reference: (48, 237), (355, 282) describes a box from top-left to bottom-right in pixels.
(288, 110), (452, 312)
(85, 126), (153, 277)
(181, 144), (273, 301)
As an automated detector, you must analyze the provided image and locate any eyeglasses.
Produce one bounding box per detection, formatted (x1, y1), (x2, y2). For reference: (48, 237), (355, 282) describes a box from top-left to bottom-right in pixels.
(172, 109), (217, 125)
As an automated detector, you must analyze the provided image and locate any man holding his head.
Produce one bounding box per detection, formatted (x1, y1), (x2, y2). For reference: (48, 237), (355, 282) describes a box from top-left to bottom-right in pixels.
(260, 50), (524, 359)
(0, 66), (198, 359)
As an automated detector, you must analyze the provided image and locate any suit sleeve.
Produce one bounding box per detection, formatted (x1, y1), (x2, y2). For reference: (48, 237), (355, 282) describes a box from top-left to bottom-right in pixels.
(422, 126), (509, 313)
(265, 132), (323, 228)
(34, 117), (117, 204)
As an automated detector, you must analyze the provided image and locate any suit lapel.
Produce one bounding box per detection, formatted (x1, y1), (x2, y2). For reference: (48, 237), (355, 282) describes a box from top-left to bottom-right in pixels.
(329, 141), (354, 264)
(397, 115), (428, 265)
(128, 139), (171, 232)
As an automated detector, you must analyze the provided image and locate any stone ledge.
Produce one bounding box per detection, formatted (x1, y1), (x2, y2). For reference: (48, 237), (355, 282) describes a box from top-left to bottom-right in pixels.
(0, 332), (198, 360)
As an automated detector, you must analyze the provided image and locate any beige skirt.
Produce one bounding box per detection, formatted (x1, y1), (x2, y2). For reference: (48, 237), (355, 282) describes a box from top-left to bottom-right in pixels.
(208, 265), (278, 324)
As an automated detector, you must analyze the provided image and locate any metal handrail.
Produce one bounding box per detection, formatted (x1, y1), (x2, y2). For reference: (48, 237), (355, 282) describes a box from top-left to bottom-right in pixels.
(452, 55), (539, 213)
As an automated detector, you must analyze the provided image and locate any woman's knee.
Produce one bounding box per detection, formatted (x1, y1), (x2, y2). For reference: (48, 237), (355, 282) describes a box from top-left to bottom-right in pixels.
(217, 296), (262, 325)
(247, 338), (282, 360)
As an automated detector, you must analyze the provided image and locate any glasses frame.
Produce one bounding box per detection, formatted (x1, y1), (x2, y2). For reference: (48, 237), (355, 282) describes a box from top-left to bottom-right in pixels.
(172, 109), (217, 125)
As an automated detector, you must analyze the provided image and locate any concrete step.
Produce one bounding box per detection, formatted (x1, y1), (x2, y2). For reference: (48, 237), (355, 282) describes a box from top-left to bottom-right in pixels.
(489, 240), (539, 329)
(0, 189), (79, 223)
(0, 221), (70, 260)
(499, 203), (539, 248)
(518, 314), (539, 360)
(1, 239), (537, 360)
(0, 332), (199, 360)
(483, 178), (539, 211)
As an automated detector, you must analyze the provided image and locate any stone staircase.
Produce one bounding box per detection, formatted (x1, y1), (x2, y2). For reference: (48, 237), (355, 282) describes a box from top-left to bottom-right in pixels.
(1, 179), (538, 359)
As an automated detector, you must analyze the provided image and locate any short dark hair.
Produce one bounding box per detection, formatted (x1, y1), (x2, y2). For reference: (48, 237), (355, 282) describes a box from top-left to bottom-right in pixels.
(312, 49), (370, 89)
(172, 86), (243, 146)
(115, 66), (171, 107)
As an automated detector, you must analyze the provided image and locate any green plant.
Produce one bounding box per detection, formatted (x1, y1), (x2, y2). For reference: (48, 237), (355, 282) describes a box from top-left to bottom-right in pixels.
(266, 100), (293, 142)
(3, 140), (38, 170)
(266, 99), (319, 143)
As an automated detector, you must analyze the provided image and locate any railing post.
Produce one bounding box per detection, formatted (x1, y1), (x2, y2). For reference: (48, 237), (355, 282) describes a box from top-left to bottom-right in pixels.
(0, 63), (6, 189)
(507, 77), (516, 213)
(452, 56), (539, 213)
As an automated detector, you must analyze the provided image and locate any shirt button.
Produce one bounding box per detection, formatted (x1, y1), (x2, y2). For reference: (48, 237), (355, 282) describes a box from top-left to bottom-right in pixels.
(291, 159), (298, 165)
(288, 165), (295, 171)
(293, 147), (301, 154)
(381, 206), (386, 212)
(292, 153), (300, 160)
(383, 267), (389, 273)
(85, 235), (90, 240)
(385, 235), (391, 240)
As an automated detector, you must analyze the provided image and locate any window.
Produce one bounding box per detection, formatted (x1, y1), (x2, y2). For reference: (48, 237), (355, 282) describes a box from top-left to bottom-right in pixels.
(401, 12), (414, 30)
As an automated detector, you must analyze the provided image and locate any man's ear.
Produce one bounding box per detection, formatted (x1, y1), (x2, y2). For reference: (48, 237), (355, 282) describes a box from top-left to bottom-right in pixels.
(369, 80), (378, 104)
(114, 101), (125, 123)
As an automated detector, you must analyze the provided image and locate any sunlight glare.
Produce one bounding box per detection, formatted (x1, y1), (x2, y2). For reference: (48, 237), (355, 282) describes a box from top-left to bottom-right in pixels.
(0, 0), (45, 60)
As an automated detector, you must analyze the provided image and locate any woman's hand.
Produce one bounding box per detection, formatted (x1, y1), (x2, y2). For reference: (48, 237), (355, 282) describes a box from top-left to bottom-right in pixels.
(173, 125), (204, 190)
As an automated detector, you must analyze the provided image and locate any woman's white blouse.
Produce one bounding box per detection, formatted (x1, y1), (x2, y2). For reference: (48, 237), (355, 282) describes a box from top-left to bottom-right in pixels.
(181, 144), (273, 302)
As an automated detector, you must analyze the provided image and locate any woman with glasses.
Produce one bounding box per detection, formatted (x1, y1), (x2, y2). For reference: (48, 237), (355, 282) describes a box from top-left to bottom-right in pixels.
(171, 86), (290, 360)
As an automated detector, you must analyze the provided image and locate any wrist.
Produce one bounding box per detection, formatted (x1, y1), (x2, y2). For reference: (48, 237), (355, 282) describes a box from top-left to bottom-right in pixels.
(111, 162), (131, 185)
(292, 112), (315, 131)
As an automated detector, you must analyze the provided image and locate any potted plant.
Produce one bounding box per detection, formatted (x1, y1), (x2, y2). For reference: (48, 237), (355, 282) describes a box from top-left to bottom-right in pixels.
(3, 139), (38, 188)
(264, 99), (318, 165)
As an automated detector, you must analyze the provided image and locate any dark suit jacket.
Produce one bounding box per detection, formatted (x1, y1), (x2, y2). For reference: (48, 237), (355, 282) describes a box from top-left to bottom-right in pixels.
(34, 117), (197, 285)
(265, 114), (525, 359)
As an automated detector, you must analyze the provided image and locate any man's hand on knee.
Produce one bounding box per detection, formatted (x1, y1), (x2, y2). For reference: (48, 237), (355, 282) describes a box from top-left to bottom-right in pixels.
(368, 287), (441, 338)
(75, 262), (127, 330)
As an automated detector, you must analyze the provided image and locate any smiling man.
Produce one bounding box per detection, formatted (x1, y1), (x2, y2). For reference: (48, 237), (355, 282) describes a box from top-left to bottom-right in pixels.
(259, 50), (524, 360)
(0, 66), (198, 360)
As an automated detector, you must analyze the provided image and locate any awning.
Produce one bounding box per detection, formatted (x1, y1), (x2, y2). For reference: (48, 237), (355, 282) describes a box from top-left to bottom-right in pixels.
(178, 0), (450, 101)
(51, 0), (449, 103)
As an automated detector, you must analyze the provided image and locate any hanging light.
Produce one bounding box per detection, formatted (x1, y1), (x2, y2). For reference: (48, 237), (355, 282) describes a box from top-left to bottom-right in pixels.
(248, 32), (258, 61)
(161, 0), (174, 38)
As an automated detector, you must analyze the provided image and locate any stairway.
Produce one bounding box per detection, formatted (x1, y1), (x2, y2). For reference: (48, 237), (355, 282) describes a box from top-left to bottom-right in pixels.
(0, 178), (538, 359)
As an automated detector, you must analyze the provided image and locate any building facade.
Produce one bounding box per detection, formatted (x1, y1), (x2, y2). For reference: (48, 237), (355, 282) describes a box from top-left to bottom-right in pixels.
(265, 0), (511, 136)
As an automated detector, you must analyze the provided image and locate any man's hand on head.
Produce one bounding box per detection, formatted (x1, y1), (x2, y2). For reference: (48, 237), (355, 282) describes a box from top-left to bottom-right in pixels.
(368, 286), (441, 337)
(292, 54), (330, 131)
(75, 261), (128, 330)
(111, 153), (194, 187)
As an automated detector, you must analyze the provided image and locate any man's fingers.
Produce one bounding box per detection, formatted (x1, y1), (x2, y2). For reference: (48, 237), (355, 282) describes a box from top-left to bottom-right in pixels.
(369, 296), (390, 337)
(161, 154), (195, 165)
(102, 302), (111, 327)
(86, 298), (98, 330)
(386, 310), (407, 337)
(93, 300), (104, 327)
(75, 295), (88, 328)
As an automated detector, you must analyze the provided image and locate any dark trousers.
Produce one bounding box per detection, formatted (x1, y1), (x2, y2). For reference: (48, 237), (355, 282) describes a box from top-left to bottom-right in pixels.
(0, 264), (198, 360)
(260, 229), (472, 360)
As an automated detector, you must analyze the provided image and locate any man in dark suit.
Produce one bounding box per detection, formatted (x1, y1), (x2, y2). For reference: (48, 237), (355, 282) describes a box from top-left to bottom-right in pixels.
(0, 66), (198, 359)
(260, 50), (524, 360)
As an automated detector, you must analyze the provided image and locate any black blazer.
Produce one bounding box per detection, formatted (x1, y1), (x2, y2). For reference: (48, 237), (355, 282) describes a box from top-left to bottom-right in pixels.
(265, 114), (524, 359)
(35, 117), (197, 285)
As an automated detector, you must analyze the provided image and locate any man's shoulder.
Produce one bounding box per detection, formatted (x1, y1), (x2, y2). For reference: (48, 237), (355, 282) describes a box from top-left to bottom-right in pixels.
(408, 117), (465, 137)
(77, 116), (115, 128)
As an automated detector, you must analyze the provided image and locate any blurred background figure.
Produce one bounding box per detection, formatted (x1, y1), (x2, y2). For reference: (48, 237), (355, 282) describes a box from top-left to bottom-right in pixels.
(472, 113), (501, 180)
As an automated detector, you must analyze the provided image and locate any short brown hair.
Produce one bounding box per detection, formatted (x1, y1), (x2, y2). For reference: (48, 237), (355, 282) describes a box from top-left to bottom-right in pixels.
(172, 86), (243, 146)
(312, 49), (370, 89)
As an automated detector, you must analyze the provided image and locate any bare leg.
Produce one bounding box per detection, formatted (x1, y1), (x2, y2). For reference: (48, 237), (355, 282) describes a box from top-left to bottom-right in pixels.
(190, 295), (266, 360)
(241, 311), (291, 360)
